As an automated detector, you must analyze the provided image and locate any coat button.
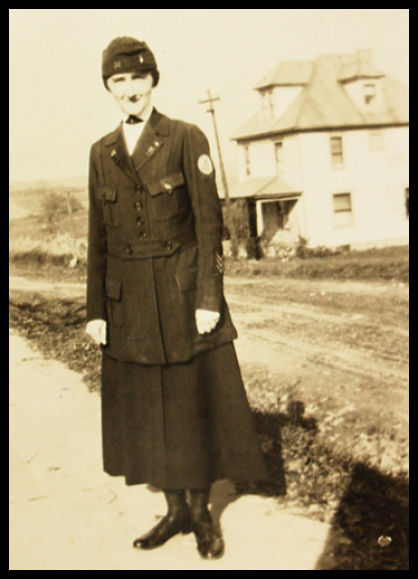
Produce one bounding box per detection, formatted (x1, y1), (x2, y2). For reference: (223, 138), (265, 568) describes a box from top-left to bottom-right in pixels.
(163, 182), (173, 194)
(135, 185), (142, 194)
(134, 201), (142, 211)
(166, 240), (173, 250)
(136, 216), (145, 225)
(125, 245), (134, 255)
(140, 232), (148, 238)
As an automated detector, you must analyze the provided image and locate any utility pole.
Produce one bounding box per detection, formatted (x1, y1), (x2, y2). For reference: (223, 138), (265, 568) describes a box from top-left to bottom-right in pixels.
(199, 89), (238, 257)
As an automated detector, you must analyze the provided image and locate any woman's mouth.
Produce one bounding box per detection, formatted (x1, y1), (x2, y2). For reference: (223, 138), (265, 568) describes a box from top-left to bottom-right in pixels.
(126, 95), (143, 102)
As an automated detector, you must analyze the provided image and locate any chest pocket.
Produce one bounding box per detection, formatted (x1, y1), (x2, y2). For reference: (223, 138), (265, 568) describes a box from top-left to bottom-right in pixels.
(146, 172), (188, 221)
(99, 186), (120, 227)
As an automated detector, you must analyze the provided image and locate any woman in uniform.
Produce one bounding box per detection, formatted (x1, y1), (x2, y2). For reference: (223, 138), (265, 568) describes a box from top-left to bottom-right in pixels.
(85, 36), (268, 560)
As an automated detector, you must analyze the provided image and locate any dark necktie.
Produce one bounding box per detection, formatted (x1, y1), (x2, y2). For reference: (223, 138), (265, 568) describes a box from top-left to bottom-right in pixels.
(126, 115), (143, 125)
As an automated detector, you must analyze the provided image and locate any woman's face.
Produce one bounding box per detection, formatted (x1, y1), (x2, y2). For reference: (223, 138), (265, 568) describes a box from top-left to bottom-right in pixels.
(107, 71), (153, 118)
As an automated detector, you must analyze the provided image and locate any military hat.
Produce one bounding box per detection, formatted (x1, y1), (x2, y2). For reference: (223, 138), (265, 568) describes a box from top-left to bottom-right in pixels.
(102, 37), (160, 89)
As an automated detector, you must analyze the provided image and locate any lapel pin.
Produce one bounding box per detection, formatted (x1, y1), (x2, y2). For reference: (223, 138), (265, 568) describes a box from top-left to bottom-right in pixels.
(110, 149), (118, 161)
(145, 141), (162, 157)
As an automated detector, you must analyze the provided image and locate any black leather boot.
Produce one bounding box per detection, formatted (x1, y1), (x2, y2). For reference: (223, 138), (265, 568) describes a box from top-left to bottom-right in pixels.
(190, 489), (225, 560)
(133, 489), (192, 550)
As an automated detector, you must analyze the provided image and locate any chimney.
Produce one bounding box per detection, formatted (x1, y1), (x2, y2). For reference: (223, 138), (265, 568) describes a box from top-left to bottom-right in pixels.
(357, 49), (373, 64)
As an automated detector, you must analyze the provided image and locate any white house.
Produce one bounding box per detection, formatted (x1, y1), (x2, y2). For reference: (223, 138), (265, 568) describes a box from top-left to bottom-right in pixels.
(230, 50), (409, 250)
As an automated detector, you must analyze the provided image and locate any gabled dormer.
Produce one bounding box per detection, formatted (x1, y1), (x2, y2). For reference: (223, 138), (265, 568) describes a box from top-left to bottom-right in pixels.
(231, 50), (408, 144)
(254, 61), (312, 120)
(338, 50), (386, 115)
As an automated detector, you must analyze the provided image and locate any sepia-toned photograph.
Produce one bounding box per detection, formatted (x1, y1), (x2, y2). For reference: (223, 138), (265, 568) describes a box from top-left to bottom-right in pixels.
(9, 9), (409, 570)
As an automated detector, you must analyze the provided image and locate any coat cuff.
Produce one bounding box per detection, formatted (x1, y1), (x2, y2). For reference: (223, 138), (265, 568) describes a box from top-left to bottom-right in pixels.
(195, 279), (223, 312)
(86, 297), (106, 323)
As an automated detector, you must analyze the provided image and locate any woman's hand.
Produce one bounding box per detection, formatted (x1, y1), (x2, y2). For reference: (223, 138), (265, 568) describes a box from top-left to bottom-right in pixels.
(85, 319), (107, 345)
(195, 309), (220, 335)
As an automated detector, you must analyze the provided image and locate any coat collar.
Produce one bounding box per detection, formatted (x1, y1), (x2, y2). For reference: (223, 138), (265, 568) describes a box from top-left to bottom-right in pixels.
(131, 108), (169, 172)
(104, 108), (170, 182)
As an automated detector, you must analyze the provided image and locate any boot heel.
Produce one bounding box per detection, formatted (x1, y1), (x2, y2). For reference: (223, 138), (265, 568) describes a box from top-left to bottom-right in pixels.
(181, 519), (193, 534)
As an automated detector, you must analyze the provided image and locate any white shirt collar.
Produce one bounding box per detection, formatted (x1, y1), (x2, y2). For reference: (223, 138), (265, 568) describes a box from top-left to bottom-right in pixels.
(122, 103), (153, 155)
(122, 102), (153, 125)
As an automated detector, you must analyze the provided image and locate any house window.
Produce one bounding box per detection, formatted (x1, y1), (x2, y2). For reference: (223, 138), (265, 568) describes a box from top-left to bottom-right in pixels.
(369, 130), (384, 151)
(274, 141), (283, 174)
(333, 193), (353, 227)
(364, 83), (376, 105)
(244, 145), (251, 176)
(330, 136), (344, 166)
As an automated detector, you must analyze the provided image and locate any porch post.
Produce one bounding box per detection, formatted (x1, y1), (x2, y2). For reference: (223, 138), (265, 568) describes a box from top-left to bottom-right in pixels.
(256, 200), (264, 236)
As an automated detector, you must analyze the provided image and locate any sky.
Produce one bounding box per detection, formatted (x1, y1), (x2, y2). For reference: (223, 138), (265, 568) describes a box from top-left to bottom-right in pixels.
(9, 9), (409, 184)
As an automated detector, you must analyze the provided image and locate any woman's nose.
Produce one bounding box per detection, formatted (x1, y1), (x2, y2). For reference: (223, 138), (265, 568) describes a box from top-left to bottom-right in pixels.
(124, 81), (137, 98)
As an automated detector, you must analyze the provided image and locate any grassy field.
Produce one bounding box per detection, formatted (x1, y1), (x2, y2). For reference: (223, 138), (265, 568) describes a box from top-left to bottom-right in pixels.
(10, 205), (409, 284)
(226, 245), (409, 282)
(9, 190), (409, 279)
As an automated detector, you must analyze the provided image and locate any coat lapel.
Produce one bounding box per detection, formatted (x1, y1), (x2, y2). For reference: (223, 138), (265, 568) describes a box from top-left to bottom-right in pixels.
(104, 125), (139, 185)
(103, 109), (170, 183)
(131, 109), (169, 173)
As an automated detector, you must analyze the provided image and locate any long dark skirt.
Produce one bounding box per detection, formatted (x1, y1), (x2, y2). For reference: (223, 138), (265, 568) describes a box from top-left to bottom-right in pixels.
(101, 342), (268, 489)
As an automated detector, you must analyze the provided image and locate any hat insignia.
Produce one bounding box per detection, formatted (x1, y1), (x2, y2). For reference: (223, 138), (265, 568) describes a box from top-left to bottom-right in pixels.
(114, 60), (121, 69)
(139, 55), (144, 64)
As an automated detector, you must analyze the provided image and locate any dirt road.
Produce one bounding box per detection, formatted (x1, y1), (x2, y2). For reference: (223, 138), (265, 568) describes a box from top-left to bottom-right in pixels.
(225, 277), (409, 425)
(10, 273), (409, 427)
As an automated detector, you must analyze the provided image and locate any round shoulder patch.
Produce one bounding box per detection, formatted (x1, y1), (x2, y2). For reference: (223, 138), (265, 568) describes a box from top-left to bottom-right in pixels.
(197, 154), (213, 175)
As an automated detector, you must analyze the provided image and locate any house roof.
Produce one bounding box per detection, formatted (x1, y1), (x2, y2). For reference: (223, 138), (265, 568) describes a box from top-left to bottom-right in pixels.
(232, 53), (409, 141)
(228, 175), (301, 199)
(338, 59), (385, 82)
(254, 61), (313, 89)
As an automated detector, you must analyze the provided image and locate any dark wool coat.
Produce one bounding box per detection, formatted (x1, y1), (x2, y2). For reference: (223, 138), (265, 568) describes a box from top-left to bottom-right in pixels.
(86, 108), (238, 365)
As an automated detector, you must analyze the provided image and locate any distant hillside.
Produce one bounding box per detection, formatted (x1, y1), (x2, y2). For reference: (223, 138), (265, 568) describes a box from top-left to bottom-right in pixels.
(10, 177), (88, 220)
(9, 159), (239, 218)
(10, 176), (87, 193)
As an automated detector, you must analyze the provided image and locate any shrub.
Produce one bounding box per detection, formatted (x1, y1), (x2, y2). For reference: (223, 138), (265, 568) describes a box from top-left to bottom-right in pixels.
(41, 190), (83, 225)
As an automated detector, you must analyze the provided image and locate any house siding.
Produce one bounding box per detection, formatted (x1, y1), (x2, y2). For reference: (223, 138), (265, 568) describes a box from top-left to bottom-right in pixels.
(300, 127), (409, 247)
(238, 134), (303, 186)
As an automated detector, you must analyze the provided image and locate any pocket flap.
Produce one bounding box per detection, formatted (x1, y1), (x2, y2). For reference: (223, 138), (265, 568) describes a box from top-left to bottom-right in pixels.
(105, 277), (122, 300)
(147, 172), (185, 197)
(99, 186), (117, 203)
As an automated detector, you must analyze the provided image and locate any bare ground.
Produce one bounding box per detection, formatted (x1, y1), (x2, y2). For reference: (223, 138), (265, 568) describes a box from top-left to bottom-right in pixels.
(225, 277), (409, 427)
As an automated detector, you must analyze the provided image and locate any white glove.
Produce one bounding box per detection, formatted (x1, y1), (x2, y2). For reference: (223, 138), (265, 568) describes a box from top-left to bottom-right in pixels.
(195, 309), (220, 334)
(85, 319), (107, 345)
